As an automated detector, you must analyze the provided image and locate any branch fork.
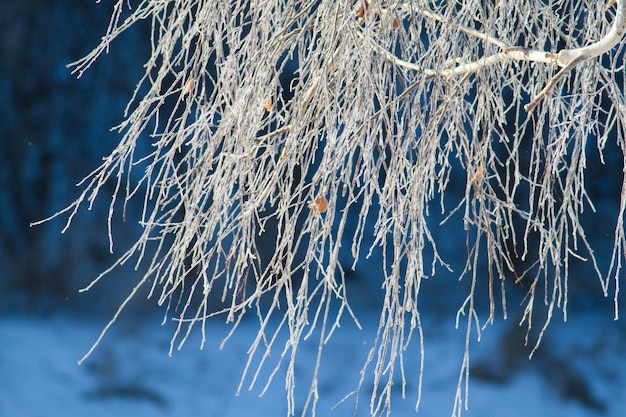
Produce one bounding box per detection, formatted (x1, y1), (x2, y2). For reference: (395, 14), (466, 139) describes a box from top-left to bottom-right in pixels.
(373, 0), (626, 111)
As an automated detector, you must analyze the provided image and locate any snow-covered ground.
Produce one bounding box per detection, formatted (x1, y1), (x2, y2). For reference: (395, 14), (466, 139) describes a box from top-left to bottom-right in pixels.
(1, 305), (624, 417)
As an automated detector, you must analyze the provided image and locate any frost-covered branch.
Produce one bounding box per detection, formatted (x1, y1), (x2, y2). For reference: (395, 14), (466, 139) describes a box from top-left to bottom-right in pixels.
(36, 1), (626, 416)
(370, 0), (626, 110)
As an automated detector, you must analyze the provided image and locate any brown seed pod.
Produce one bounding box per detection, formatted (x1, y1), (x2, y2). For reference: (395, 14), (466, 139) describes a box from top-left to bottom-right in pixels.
(263, 97), (272, 111)
(182, 77), (194, 96)
(354, 0), (369, 19)
(471, 165), (484, 183)
(311, 195), (328, 214)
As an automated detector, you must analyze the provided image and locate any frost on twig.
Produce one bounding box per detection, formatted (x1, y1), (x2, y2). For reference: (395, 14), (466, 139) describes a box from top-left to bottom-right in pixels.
(36, 0), (626, 416)
(379, 0), (626, 110)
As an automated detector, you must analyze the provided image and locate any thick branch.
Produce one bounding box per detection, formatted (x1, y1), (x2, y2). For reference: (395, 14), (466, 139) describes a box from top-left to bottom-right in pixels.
(372, 0), (626, 109)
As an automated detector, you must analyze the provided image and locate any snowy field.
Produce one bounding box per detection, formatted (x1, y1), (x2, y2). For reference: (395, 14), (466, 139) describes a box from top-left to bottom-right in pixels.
(1, 306), (625, 417)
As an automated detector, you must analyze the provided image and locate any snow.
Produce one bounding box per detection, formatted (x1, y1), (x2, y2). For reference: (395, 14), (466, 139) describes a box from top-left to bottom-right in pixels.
(1, 306), (624, 416)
